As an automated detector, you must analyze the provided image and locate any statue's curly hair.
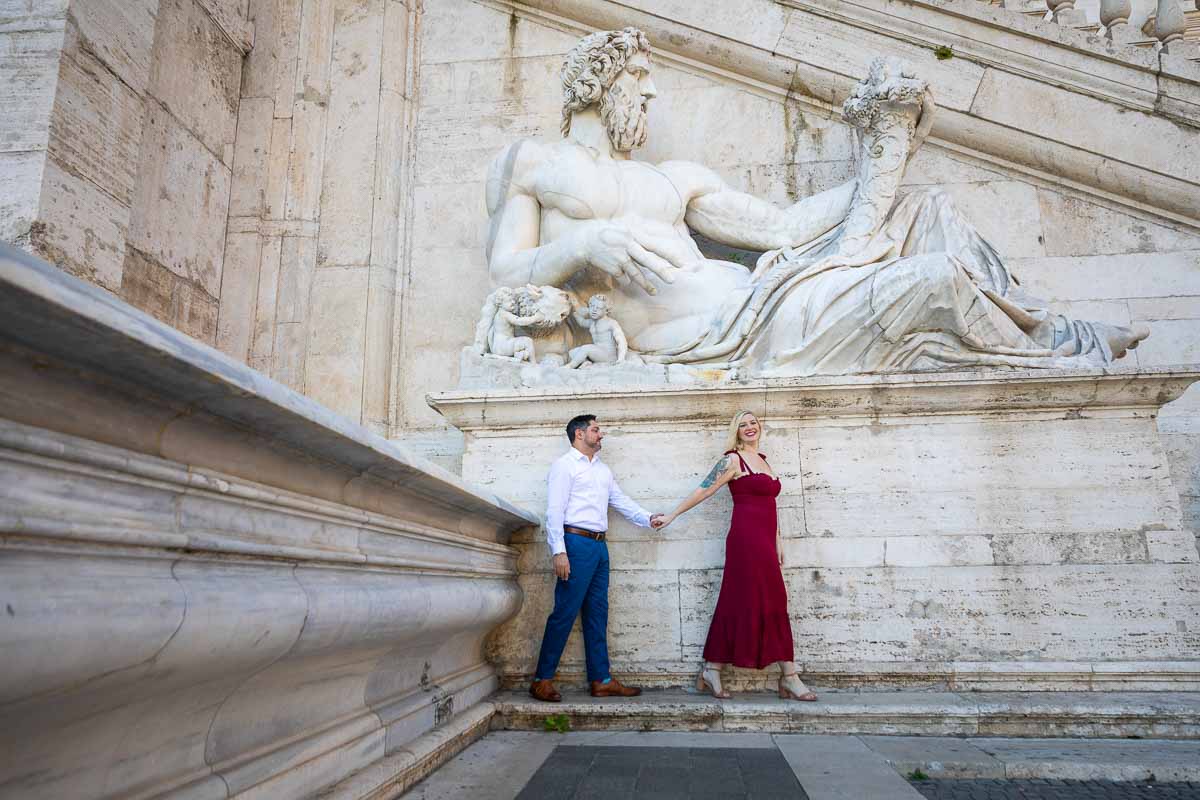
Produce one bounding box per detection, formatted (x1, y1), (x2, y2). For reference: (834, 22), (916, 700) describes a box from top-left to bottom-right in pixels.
(560, 27), (651, 138)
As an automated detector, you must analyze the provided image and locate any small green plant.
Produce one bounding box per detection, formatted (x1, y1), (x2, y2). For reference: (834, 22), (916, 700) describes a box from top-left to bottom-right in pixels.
(543, 713), (570, 733)
(907, 768), (930, 781)
(933, 45), (954, 60)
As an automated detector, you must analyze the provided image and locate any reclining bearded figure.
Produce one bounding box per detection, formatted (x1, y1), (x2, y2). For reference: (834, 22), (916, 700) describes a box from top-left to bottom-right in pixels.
(483, 27), (1148, 378)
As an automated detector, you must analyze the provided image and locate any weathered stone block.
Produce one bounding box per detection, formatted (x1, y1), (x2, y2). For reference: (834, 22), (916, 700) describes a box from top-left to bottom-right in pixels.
(1037, 189), (1200, 258)
(49, 34), (146, 207)
(969, 68), (1198, 185)
(215, 229), (263, 360)
(776, 9), (986, 112)
(305, 265), (369, 420)
(0, 27), (64, 153)
(316, 0), (384, 268)
(120, 246), (220, 344)
(65, 0), (156, 95)
(147, 0), (241, 166)
(33, 158), (129, 291)
(0, 151), (43, 244)
(228, 96), (274, 217)
(127, 103), (232, 297)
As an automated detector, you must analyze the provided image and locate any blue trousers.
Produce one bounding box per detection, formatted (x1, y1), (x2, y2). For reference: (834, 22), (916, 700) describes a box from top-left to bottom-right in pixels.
(533, 534), (611, 683)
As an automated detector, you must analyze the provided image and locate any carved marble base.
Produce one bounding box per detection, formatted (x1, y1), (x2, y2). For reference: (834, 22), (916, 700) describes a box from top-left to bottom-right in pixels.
(430, 367), (1200, 691)
(457, 347), (732, 390)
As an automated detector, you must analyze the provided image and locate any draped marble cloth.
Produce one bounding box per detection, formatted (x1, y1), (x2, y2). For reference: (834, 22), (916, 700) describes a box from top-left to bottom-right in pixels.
(641, 188), (1126, 376)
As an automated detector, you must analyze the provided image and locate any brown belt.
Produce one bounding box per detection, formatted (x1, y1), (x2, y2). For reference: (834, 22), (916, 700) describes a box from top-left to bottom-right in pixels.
(564, 525), (606, 541)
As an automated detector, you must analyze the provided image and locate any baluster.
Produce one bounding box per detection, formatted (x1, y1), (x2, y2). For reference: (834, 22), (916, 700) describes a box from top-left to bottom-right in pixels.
(1155, 0), (1187, 50)
(1046, 0), (1087, 25)
(1100, 0), (1133, 39)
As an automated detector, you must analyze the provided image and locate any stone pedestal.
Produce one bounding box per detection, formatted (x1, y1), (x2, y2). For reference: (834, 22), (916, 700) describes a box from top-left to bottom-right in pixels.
(430, 367), (1200, 692)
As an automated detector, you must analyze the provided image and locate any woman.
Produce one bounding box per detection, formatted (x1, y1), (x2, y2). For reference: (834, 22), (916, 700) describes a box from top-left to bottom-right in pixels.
(654, 411), (816, 701)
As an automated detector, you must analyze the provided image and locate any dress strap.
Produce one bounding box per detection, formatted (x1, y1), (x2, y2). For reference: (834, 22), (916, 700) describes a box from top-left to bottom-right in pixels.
(725, 449), (755, 475)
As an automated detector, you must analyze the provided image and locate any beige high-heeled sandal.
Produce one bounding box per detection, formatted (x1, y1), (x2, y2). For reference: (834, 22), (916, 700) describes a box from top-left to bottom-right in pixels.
(779, 671), (817, 701)
(696, 666), (731, 699)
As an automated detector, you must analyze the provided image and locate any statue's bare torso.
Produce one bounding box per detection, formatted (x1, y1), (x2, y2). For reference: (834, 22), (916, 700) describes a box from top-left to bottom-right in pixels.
(489, 139), (754, 349)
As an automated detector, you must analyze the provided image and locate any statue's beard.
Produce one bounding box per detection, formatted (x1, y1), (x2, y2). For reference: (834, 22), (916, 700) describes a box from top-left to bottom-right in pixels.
(600, 83), (648, 152)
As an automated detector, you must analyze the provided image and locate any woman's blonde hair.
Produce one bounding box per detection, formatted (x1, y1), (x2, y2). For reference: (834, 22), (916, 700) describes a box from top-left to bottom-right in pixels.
(723, 410), (762, 453)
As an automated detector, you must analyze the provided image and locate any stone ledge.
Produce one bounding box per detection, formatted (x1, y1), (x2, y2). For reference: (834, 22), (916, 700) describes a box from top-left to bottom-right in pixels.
(501, 662), (1200, 693)
(319, 703), (496, 800)
(858, 734), (1200, 782)
(490, 690), (1200, 739)
(430, 366), (1200, 431)
(0, 244), (538, 540)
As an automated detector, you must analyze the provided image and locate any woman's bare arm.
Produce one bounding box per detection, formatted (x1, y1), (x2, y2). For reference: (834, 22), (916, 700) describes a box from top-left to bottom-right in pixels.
(655, 455), (742, 528)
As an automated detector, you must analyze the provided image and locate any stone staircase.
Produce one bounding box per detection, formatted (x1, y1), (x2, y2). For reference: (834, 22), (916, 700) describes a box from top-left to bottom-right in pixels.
(491, 690), (1200, 739)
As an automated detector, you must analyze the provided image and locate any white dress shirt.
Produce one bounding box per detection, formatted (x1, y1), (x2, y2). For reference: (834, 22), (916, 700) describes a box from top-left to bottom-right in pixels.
(545, 447), (652, 555)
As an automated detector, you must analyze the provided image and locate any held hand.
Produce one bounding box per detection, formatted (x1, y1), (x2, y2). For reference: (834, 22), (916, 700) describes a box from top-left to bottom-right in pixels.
(651, 513), (675, 530)
(552, 553), (570, 580)
(582, 222), (679, 295)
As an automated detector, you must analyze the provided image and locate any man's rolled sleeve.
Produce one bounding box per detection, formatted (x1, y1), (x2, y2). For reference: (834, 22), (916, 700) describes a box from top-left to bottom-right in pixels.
(545, 460), (571, 556)
(608, 474), (652, 528)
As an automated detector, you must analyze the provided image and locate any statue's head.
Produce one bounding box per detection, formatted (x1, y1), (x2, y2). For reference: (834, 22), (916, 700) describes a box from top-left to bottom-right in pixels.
(560, 27), (655, 152)
(586, 294), (612, 319)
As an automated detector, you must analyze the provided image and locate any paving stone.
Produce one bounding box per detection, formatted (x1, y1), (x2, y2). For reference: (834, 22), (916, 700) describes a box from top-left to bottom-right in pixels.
(909, 779), (1200, 799)
(513, 743), (808, 800)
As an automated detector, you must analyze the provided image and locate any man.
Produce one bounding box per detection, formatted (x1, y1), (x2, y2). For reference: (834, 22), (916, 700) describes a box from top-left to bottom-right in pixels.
(529, 414), (661, 702)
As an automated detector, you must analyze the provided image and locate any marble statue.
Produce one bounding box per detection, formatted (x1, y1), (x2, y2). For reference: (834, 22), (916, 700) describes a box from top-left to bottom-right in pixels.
(481, 28), (1148, 381)
(471, 284), (573, 364)
(567, 294), (629, 368)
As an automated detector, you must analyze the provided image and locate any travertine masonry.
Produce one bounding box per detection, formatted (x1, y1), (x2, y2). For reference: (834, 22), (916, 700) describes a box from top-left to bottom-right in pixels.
(397, 0), (1200, 543)
(0, 0), (246, 342)
(431, 369), (1200, 691)
(215, 0), (420, 432)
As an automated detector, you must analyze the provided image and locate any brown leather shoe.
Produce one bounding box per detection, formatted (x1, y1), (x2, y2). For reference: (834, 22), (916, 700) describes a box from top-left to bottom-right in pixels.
(529, 679), (561, 702)
(589, 678), (641, 698)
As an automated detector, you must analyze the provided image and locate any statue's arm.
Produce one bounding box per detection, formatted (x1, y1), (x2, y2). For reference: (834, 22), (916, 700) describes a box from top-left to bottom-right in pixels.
(487, 141), (678, 293)
(668, 161), (856, 251)
(485, 141), (586, 287)
(612, 319), (628, 362)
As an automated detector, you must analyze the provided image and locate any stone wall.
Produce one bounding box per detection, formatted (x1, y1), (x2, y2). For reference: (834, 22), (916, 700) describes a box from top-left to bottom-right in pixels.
(434, 370), (1200, 691)
(1, 0), (247, 344)
(214, 0), (420, 434)
(399, 0), (1200, 537)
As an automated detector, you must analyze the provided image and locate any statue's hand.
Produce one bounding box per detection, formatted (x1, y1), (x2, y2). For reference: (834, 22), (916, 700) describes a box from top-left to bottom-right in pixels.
(580, 222), (679, 295)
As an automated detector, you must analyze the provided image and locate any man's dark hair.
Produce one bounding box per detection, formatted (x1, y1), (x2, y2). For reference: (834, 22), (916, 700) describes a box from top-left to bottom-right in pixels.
(566, 414), (596, 444)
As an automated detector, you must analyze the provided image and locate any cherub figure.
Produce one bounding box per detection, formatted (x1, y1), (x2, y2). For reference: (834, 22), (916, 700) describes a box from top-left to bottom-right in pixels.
(472, 286), (541, 362)
(567, 294), (628, 368)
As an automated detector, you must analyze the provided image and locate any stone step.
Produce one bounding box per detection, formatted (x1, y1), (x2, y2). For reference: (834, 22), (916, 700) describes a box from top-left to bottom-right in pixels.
(492, 689), (1200, 739)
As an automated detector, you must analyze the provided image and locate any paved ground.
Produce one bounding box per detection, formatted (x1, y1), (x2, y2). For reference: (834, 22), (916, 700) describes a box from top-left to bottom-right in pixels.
(516, 745), (807, 799)
(401, 732), (1200, 800)
(910, 779), (1200, 799)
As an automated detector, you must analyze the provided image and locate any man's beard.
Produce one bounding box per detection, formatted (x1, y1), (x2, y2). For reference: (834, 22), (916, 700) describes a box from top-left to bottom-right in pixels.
(600, 82), (648, 152)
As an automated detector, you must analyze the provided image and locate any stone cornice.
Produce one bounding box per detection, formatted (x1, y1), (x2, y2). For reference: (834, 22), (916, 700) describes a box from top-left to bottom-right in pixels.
(0, 244), (540, 538)
(429, 366), (1200, 431)
(0, 419), (519, 576)
(499, 0), (1200, 229)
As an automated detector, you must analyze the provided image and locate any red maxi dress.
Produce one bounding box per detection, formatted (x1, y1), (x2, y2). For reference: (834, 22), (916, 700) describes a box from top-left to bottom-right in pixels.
(701, 450), (795, 669)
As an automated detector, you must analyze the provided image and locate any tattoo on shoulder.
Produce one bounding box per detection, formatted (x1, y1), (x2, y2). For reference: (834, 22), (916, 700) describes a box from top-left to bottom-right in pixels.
(700, 456), (730, 489)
